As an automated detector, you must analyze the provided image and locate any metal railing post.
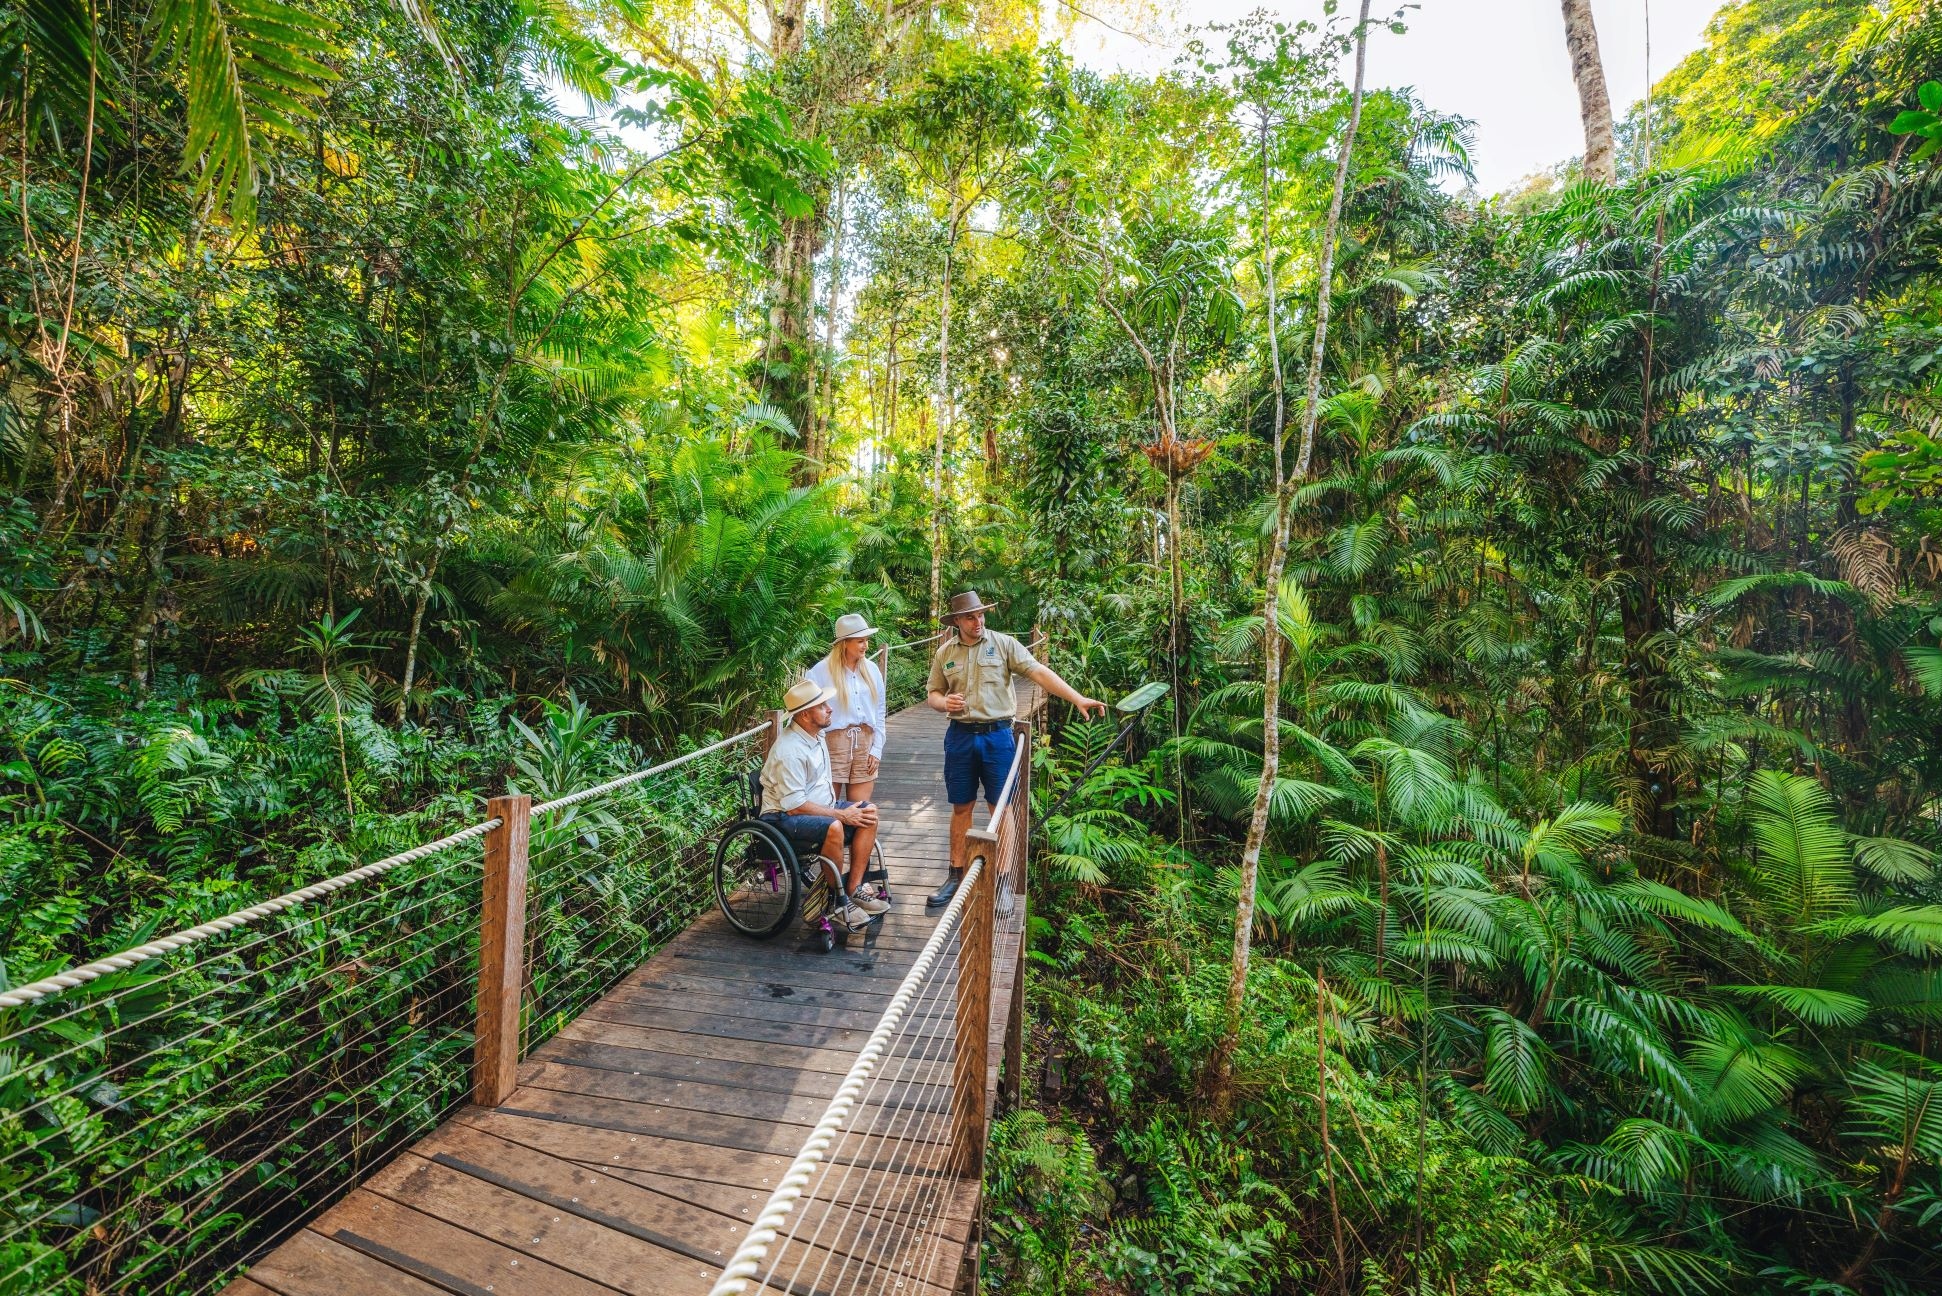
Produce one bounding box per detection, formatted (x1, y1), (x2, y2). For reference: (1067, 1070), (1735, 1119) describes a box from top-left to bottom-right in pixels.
(953, 841), (996, 1179)
(475, 793), (532, 1107)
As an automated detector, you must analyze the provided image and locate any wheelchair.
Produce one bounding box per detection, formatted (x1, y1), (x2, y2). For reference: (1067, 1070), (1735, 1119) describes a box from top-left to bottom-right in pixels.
(713, 771), (890, 953)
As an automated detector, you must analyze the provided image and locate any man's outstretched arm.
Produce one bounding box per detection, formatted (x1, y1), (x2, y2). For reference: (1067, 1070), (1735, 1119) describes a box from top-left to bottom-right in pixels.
(1026, 663), (1106, 718)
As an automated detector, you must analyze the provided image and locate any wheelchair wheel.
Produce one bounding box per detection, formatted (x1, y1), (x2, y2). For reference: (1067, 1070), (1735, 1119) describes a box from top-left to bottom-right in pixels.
(714, 820), (801, 939)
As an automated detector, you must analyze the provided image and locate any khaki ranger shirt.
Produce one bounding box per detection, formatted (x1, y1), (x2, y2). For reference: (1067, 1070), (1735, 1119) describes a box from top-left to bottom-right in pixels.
(927, 630), (1040, 722)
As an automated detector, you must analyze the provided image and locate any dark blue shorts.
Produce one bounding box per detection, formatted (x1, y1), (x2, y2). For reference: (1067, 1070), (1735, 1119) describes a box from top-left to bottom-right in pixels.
(943, 724), (1015, 807)
(763, 801), (869, 856)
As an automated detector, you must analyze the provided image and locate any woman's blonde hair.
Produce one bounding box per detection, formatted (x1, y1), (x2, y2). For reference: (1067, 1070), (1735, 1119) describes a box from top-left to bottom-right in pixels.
(823, 638), (880, 716)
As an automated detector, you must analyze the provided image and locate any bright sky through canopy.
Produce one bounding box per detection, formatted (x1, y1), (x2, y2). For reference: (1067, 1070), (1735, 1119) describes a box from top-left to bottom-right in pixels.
(1051, 0), (1725, 194)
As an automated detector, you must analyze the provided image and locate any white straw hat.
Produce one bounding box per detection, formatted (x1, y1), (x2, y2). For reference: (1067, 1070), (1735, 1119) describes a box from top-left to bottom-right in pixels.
(831, 612), (881, 644)
(782, 678), (837, 718)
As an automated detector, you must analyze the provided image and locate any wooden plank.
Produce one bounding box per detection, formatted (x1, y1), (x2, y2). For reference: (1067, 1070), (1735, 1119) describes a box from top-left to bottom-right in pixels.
(526, 1037), (950, 1099)
(622, 969), (929, 1010)
(595, 984), (957, 1033)
(237, 1230), (450, 1296)
(459, 1108), (791, 1190)
(573, 998), (879, 1051)
(220, 1279), (281, 1296)
(554, 1016), (902, 1078)
(648, 945), (921, 988)
(517, 1060), (950, 1126)
(314, 1189), (616, 1296)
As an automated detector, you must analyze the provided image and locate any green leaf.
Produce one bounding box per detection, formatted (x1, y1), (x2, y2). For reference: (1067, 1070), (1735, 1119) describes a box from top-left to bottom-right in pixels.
(1904, 646), (1942, 695)
(1718, 984), (1870, 1028)
(1888, 109), (1937, 134)
(1617, 879), (1750, 939)
(1921, 80), (1942, 112)
(152, 0), (341, 225)
(1744, 770), (1853, 921)
(1851, 835), (1935, 883)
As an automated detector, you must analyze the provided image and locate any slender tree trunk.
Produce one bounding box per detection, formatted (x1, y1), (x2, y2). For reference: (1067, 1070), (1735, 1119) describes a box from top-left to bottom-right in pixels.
(1293, 6), (1373, 481)
(930, 194), (958, 622)
(802, 177), (847, 476)
(1204, 1), (1375, 1116)
(397, 559), (436, 722)
(1560, 0), (1616, 183)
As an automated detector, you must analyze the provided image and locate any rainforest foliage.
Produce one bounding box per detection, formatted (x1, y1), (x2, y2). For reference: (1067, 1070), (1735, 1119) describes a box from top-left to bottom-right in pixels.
(3, 0), (1942, 1291)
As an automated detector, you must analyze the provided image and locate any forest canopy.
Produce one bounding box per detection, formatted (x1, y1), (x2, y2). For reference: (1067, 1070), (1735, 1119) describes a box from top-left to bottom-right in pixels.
(3, 0), (1941, 1292)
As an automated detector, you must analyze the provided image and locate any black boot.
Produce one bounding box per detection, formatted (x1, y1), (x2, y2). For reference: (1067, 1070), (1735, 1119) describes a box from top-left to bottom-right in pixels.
(926, 869), (964, 910)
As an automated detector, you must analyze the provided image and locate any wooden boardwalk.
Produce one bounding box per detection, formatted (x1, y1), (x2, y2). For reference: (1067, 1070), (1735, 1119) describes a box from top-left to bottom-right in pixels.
(226, 693), (1026, 1296)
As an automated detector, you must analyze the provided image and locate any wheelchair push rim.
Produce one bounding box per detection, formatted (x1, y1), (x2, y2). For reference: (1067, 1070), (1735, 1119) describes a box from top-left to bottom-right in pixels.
(714, 819), (801, 939)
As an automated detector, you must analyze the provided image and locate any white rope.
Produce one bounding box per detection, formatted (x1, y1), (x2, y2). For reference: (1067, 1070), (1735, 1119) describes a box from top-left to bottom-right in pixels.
(531, 722), (768, 817)
(0, 818), (501, 1011)
(707, 855), (985, 1296)
(881, 629), (945, 653)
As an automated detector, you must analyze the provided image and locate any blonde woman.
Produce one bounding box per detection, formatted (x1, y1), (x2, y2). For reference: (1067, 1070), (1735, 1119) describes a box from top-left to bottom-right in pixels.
(806, 613), (887, 805)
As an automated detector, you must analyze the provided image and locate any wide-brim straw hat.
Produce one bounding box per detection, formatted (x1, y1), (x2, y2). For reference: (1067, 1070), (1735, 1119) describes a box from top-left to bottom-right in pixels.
(782, 678), (838, 718)
(941, 589), (1001, 621)
(831, 612), (881, 644)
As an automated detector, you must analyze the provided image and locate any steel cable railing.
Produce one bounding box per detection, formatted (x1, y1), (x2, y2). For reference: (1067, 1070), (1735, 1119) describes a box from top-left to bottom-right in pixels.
(0, 719), (771, 1296)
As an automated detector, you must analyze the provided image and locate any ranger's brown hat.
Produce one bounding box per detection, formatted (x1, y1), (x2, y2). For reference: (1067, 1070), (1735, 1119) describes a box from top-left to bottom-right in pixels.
(941, 590), (1000, 621)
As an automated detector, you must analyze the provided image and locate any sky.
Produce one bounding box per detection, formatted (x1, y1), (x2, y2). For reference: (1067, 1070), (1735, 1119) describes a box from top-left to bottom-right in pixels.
(1050, 0), (1729, 194)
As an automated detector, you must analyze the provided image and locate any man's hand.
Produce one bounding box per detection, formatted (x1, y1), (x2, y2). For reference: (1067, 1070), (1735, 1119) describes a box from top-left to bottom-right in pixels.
(840, 803), (879, 828)
(944, 692), (967, 715)
(1074, 695), (1107, 719)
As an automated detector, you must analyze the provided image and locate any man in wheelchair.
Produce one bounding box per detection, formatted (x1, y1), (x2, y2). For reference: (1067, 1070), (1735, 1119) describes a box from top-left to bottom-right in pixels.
(760, 679), (889, 930)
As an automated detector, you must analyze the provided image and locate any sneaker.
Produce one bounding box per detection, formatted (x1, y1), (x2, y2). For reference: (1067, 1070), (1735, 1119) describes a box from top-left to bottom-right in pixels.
(837, 901), (876, 929)
(855, 889), (890, 916)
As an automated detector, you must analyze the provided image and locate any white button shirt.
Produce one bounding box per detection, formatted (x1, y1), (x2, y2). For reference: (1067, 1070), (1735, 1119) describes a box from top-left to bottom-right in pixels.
(805, 658), (887, 759)
(760, 723), (836, 815)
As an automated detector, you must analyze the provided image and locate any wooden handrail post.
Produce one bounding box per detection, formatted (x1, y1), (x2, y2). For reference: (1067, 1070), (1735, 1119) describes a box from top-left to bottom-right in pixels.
(474, 794), (532, 1108)
(953, 839), (996, 1179)
(760, 708), (786, 758)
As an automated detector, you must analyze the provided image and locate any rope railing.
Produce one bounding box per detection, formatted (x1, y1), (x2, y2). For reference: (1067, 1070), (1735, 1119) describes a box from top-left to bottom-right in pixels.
(708, 683), (1045, 1296)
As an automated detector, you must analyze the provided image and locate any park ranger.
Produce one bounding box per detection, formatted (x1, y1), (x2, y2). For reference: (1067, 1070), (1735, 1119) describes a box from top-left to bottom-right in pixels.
(924, 590), (1104, 909)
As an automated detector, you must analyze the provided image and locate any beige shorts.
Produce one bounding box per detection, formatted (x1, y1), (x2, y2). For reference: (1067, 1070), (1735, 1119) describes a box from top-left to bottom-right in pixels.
(825, 725), (880, 783)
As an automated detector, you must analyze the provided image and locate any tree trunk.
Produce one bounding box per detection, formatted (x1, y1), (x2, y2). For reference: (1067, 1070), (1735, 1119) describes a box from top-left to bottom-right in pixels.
(803, 178), (847, 477)
(1205, 0), (1374, 1114)
(763, 207), (822, 442)
(397, 559), (437, 722)
(930, 194), (957, 622)
(1560, 0), (1616, 184)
